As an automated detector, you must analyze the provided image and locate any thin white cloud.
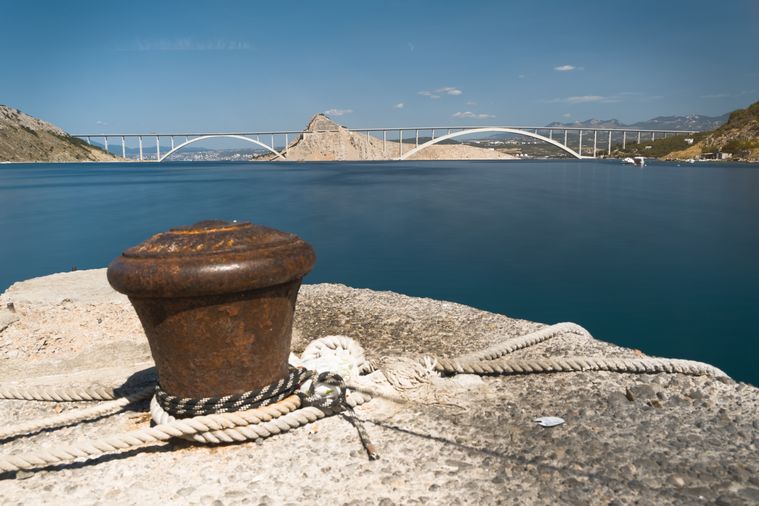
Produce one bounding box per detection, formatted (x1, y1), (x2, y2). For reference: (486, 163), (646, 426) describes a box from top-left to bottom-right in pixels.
(540, 95), (619, 104)
(418, 86), (462, 98)
(453, 111), (495, 119)
(701, 93), (731, 99)
(518, 74), (526, 79)
(562, 113), (571, 118)
(554, 64), (577, 72)
(466, 101), (477, 106)
(438, 86), (462, 96)
(393, 102), (405, 109)
(133, 38), (253, 51)
(96, 120), (108, 126)
(323, 108), (353, 117)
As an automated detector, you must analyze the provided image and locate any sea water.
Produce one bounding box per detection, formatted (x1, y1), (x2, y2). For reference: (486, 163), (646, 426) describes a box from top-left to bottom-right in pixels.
(1, 159), (757, 384)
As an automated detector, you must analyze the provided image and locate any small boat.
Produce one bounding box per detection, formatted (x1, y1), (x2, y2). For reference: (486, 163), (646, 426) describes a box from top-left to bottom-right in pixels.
(622, 156), (645, 167)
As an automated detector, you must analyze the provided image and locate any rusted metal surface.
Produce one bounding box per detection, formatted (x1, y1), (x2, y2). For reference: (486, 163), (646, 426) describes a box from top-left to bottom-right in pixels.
(107, 220), (316, 399)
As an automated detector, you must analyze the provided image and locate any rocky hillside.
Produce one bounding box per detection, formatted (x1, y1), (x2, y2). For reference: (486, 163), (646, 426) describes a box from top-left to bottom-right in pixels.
(278, 114), (515, 161)
(0, 105), (118, 162)
(282, 114), (388, 161)
(666, 100), (759, 161)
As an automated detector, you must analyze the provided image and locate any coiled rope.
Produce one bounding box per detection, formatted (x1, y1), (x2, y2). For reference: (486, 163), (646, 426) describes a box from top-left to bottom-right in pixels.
(0, 323), (728, 473)
(154, 368), (310, 417)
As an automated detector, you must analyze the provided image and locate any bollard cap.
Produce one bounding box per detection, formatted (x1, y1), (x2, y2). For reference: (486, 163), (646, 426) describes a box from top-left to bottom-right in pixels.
(107, 220), (316, 297)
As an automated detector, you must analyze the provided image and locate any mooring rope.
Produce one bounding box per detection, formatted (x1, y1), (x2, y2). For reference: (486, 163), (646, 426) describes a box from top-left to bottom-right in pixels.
(155, 368), (311, 417)
(434, 355), (728, 378)
(0, 396), (301, 472)
(0, 384), (125, 402)
(0, 387), (155, 441)
(0, 323), (729, 473)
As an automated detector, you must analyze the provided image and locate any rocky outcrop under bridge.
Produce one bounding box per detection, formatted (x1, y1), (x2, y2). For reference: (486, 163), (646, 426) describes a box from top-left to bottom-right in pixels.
(271, 114), (517, 161)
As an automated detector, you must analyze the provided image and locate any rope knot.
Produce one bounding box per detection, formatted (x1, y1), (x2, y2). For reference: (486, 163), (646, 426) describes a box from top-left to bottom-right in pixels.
(297, 371), (379, 460)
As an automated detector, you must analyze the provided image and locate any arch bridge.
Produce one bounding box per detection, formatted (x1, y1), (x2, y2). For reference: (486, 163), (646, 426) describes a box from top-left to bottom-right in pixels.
(399, 127), (584, 160)
(158, 135), (283, 162)
(73, 124), (698, 161)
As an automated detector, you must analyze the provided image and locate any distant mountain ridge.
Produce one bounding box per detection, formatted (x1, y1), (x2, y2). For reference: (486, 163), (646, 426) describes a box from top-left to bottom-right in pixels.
(547, 113), (730, 132)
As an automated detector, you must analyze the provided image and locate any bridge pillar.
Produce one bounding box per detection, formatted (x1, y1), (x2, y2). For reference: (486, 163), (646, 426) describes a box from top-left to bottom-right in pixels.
(121, 136), (126, 159)
(104, 136), (109, 153)
(86, 137), (91, 145)
(171, 136), (175, 150)
(285, 133), (289, 153)
(399, 130), (403, 158)
(431, 129), (435, 140)
(549, 129), (553, 141)
(156, 136), (160, 160)
(383, 130), (386, 153)
(593, 130), (598, 158)
(637, 131), (641, 144)
(415, 130), (419, 149)
(652, 132), (656, 142)
(139, 136), (143, 161)
(564, 129), (568, 147)
(623, 131), (627, 150)
(579, 130), (583, 156)
(608, 131), (612, 156)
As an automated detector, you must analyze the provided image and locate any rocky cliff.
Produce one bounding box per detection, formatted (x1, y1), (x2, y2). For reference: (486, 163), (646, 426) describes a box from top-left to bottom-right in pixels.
(0, 105), (119, 162)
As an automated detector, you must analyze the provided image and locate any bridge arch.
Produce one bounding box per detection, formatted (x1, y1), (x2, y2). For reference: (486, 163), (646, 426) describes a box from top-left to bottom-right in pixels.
(399, 127), (584, 160)
(158, 134), (284, 162)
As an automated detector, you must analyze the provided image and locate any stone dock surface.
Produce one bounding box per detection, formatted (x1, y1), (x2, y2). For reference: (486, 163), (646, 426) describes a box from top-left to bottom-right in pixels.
(0, 269), (758, 505)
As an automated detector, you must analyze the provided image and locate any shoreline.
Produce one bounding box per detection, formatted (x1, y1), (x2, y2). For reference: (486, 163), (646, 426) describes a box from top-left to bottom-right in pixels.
(1, 156), (758, 165)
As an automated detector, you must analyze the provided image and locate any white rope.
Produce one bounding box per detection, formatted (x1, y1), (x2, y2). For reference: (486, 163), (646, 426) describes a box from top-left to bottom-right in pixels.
(455, 322), (590, 362)
(0, 327), (730, 473)
(0, 384), (124, 402)
(435, 355), (728, 378)
(0, 387), (154, 441)
(0, 390), (372, 472)
(299, 335), (373, 374)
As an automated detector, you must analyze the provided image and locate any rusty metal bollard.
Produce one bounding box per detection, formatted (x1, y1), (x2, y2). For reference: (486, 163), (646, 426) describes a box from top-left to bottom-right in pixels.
(107, 220), (316, 399)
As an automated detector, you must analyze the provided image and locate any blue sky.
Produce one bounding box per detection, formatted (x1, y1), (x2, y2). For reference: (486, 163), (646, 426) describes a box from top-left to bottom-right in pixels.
(1, 0), (757, 134)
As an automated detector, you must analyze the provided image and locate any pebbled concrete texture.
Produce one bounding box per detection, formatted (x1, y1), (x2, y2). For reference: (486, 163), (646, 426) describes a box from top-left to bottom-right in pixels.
(0, 269), (758, 505)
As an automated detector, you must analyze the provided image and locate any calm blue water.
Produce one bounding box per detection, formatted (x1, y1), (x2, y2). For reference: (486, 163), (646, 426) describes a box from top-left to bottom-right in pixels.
(1, 160), (758, 385)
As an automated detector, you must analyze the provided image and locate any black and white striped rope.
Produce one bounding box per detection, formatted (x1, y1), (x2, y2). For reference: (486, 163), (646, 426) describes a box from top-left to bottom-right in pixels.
(154, 367), (379, 459)
(155, 367), (311, 417)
